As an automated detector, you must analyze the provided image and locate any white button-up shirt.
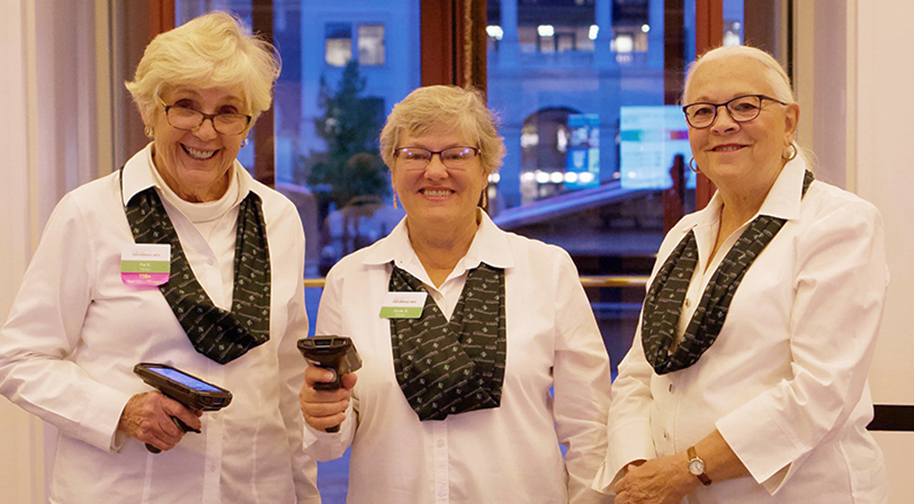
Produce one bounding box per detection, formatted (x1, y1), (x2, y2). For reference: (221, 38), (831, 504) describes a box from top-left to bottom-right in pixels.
(0, 145), (319, 503)
(595, 158), (890, 503)
(304, 211), (613, 504)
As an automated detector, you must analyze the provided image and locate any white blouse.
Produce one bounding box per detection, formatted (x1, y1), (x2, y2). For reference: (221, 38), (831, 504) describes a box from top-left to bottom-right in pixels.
(304, 211), (613, 504)
(596, 157), (889, 503)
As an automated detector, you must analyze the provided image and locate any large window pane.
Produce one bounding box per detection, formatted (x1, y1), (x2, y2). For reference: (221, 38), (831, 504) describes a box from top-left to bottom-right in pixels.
(176, 1), (419, 281)
(485, 0), (697, 366)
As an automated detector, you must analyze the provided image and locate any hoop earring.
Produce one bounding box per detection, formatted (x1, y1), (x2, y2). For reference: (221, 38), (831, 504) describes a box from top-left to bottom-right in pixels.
(144, 126), (154, 138)
(688, 157), (701, 173)
(783, 143), (798, 161)
(241, 138), (248, 148)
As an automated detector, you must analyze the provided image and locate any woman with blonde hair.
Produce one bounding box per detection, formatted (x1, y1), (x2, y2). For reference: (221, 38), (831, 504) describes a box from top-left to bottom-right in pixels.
(0, 12), (318, 503)
(300, 85), (613, 503)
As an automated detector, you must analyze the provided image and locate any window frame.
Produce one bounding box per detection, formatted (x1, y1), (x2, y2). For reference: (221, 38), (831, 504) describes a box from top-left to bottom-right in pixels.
(147, 0), (723, 207)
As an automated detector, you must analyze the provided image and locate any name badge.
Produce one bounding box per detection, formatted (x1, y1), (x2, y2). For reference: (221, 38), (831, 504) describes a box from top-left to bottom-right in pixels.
(379, 292), (427, 319)
(121, 244), (171, 286)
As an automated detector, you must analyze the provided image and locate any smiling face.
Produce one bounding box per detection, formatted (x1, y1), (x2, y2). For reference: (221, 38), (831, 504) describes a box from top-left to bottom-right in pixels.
(684, 55), (799, 197)
(391, 125), (487, 234)
(148, 86), (249, 202)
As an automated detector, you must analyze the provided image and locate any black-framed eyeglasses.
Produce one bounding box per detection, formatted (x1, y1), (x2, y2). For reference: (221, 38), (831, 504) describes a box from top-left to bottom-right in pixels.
(682, 94), (789, 129)
(393, 146), (480, 170)
(156, 96), (251, 136)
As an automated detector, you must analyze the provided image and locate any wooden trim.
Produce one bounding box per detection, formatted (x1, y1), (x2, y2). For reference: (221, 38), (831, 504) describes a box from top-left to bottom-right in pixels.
(421, 0), (455, 86)
(251, 0), (276, 186)
(149, 0), (174, 36)
(420, 0), (487, 91)
(694, 0), (723, 209)
(868, 405), (914, 431)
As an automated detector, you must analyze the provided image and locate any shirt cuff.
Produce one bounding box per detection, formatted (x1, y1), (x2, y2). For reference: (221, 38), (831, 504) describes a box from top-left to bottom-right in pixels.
(716, 394), (805, 495)
(80, 386), (134, 452)
(593, 419), (655, 494)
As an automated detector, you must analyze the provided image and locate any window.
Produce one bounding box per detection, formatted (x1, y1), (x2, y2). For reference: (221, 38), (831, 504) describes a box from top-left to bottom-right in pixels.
(357, 24), (385, 65)
(325, 23), (353, 66)
(324, 22), (386, 67)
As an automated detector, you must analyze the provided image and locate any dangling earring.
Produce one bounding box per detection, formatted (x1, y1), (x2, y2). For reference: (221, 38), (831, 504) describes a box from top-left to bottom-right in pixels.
(783, 143), (798, 161)
(144, 126), (154, 138)
(688, 157), (701, 173)
(241, 138), (248, 148)
(479, 187), (488, 209)
(392, 193), (399, 209)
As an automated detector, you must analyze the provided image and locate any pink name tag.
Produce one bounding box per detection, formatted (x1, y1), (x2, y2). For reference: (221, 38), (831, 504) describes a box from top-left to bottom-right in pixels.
(121, 244), (170, 286)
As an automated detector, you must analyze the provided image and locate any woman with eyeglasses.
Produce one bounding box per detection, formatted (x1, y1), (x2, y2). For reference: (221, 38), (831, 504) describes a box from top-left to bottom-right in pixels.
(0, 13), (319, 503)
(593, 45), (889, 504)
(299, 85), (613, 503)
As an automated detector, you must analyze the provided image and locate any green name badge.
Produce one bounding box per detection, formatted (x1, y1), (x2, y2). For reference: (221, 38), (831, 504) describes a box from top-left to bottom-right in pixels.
(379, 292), (427, 319)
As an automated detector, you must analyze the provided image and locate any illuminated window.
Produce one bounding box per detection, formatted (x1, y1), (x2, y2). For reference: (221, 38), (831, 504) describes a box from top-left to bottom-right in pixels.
(358, 24), (385, 65)
(325, 23), (352, 67)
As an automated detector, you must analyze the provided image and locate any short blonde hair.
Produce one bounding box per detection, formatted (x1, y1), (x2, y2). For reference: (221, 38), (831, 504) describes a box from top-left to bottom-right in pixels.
(379, 86), (506, 176)
(125, 11), (281, 126)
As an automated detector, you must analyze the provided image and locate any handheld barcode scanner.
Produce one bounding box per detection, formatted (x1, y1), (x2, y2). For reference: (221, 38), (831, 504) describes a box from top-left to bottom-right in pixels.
(133, 363), (233, 453)
(297, 336), (362, 432)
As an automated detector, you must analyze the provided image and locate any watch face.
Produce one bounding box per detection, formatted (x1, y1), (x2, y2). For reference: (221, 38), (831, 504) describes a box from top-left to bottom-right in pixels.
(689, 459), (706, 476)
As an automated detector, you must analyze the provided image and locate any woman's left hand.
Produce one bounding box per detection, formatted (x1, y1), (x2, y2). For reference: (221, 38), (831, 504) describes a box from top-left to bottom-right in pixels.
(613, 455), (698, 504)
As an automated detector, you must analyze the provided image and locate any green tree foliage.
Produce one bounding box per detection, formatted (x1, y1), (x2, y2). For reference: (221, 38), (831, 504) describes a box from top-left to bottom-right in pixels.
(302, 60), (388, 209)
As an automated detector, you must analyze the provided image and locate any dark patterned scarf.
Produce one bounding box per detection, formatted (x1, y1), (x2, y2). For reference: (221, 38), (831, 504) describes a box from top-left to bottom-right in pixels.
(642, 170), (814, 374)
(388, 263), (507, 421)
(123, 180), (271, 364)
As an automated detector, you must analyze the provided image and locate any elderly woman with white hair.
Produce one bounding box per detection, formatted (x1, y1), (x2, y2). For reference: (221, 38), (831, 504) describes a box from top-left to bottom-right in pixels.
(0, 12), (319, 503)
(594, 45), (889, 504)
(299, 85), (613, 503)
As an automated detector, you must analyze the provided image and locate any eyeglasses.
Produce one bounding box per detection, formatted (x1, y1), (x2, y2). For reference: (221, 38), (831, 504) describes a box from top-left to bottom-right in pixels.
(156, 96), (251, 136)
(681, 94), (789, 129)
(393, 146), (480, 170)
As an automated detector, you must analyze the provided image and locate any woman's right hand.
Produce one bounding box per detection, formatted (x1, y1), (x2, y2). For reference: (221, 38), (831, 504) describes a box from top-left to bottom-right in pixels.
(299, 365), (357, 431)
(117, 391), (202, 451)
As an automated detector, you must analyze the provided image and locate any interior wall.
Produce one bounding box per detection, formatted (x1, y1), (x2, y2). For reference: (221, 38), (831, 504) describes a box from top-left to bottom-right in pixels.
(853, 0), (914, 501)
(0, 0), (41, 499)
(1, 1), (103, 502)
(844, 0), (914, 504)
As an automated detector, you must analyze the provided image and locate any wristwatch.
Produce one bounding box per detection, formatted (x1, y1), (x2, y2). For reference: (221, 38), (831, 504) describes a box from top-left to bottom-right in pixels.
(687, 446), (712, 486)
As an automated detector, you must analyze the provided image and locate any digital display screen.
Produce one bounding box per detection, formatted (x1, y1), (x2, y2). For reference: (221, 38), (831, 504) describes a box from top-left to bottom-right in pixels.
(152, 367), (222, 392)
(619, 105), (695, 190)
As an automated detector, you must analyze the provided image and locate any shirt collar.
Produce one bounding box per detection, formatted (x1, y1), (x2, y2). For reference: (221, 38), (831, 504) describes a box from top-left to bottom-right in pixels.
(362, 209), (515, 272)
(694, 155), (809, 228)
(120, 142), (254, 206)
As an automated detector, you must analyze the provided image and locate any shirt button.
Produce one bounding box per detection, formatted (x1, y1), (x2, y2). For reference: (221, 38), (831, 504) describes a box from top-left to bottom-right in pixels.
(663, 431), (670, 440)
(684, 298), (692, 308)
(668, 384), (675, 393)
